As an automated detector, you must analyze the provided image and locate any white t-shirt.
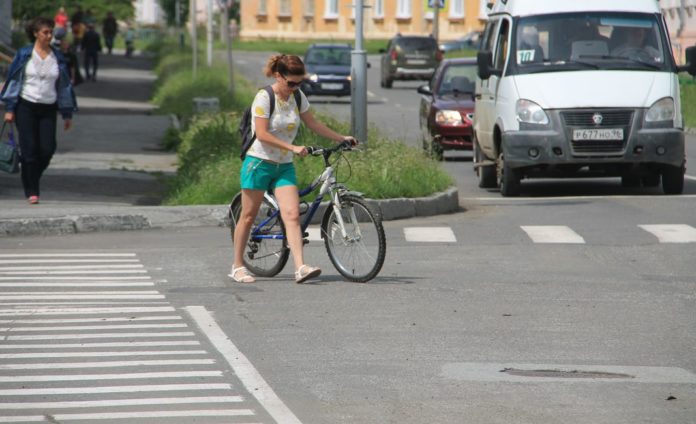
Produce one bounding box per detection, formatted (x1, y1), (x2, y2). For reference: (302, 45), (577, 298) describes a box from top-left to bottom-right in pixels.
(248, 88), (310, 164)
(20, 49), (59, 104)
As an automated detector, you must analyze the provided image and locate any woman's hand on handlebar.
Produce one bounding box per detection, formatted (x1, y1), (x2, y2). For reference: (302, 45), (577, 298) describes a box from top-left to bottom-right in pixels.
(341, 136), (359, 147)
(292, 145), (309, 157)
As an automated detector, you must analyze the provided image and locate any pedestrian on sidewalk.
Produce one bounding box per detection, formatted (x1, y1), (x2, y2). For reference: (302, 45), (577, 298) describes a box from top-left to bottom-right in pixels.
(70, 6), (84, 50)
(81, 23), (102, 82)
(0, 17), (78, 205)
(102, 11), (118, 55)
(231, 54), (357, 284)
(54, 7), (68, 29)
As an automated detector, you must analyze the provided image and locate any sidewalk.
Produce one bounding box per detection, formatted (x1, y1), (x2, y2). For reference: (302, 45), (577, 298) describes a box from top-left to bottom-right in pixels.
(0, 50), (459, 238)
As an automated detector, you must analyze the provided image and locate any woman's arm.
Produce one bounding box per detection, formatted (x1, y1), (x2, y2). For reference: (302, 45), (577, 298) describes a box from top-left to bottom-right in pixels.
(300, 110), (355, 143)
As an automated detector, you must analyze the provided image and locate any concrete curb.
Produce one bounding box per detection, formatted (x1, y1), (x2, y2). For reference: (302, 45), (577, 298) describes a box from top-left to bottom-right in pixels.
(0, 187), (460, 238)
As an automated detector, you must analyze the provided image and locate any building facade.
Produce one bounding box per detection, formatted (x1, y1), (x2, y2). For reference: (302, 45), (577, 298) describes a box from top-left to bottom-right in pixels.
(661, 0), (696, 63)
(240, 0), (490, 41)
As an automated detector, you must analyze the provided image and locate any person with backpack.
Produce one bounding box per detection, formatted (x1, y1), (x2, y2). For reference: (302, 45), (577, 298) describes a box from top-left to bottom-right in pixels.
(231, 54), (357, 284)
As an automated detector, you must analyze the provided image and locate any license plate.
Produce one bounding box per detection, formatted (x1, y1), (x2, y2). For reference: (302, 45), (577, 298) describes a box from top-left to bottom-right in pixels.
(407, 59), (427, 65)
(572, 128), (624, 141)
(321, 83), (343, 90)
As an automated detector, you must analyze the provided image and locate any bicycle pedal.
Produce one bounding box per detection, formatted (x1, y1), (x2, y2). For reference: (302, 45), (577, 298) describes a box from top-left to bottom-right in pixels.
(302, 238), (309, 245)
(302, 232), (309, 238)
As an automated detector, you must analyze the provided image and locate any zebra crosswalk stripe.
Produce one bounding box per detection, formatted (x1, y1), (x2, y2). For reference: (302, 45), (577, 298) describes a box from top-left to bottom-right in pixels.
(520, 226), (586, 244)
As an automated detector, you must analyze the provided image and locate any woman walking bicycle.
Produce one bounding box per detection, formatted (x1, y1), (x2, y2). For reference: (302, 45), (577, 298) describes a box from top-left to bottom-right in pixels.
(231, 54), (356, 284)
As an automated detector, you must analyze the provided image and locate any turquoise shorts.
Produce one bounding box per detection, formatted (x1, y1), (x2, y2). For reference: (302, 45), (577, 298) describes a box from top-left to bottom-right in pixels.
(240, 155), (297, 191)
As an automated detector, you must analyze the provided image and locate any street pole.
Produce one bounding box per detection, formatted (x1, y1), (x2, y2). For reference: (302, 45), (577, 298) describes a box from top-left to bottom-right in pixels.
(432, 1), (440, 44)
(206, 0), (213, 67)
(224, 1), (234, 95)
(351, 0), (368, 145)
(190, 0), (197, 78)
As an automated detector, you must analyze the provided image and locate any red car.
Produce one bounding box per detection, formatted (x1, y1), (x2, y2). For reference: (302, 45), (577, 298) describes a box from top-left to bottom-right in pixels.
(417, 58), (477, 160)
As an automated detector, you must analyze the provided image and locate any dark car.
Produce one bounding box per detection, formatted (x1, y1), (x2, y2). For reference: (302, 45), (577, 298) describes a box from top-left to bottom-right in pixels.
(438, 30), (483, 53)
(301, 43), (352, 97)
(379, 34), (442, 88)
(417, 58), (477, 160)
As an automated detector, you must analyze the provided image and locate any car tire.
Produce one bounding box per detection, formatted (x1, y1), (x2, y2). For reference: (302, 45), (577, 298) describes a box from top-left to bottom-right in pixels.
(475, 139), (496, 188)
(497, 151), (521, 197)
(621, 175), (641, 188)
(662, 165), (685, 195)
(641, 172), (660, 188)
(383, 75), (393, 89)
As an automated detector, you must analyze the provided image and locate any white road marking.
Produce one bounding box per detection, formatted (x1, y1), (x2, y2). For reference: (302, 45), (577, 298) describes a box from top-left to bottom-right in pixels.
(306, 227), (322, 241)
(404, 227), (457, 242)
(0, 282), (155, 287)
(0, 276), (154, 280)
(0, 306), (175, 315)
(0, 265), (143, 271)
(0, 371), (223, 382)
(0, 396), (243, 409)
(0, 323), (188, 332)
(0, 341), (200, 349)
(0, 253), (137, 258)
(0, 383), (232, 396)
(639, 224), (696, 243)
(521, 225), (586, 244)
(367, 90), (376, 98)
(0, 410), (254, 422)
(0, 359), (215, 370)
(5, 331), (196, 340)
(0, 350), (206, 358)
(442, 362), (696, 384)
(0, 270), (148, 275)
(0, 315), (182, 324)
(685, 174), (696, 181)
(0, 294), (165, 300)
(0, 259), (140, 264)
(187, 305), (304, 424)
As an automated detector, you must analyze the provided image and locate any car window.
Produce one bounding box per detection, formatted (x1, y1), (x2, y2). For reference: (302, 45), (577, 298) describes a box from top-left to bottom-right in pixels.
(397, 37), (437, 53)
(306, 47), (352, 66)
(438, 64), (477, 94)
(493, 19), (511, 70)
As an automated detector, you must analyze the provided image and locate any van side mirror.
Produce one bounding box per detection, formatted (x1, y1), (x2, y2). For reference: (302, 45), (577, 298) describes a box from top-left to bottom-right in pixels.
(477, 50), (501, 80)
(679, 45), (696, 76)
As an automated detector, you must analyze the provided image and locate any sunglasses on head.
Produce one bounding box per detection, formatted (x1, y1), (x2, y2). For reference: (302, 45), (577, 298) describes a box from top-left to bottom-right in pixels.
(282, 75), (303, 88)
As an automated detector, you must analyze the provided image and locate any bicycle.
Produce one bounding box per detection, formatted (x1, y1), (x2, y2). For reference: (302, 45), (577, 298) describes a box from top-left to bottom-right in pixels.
(228, 141), (386, 283)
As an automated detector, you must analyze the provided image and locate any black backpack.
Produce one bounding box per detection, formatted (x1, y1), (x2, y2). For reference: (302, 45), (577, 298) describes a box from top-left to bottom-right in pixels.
(239, 86), (303, 160)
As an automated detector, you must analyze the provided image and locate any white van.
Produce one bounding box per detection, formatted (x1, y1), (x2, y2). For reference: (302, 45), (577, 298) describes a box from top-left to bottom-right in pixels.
(473, 0), (696, 196)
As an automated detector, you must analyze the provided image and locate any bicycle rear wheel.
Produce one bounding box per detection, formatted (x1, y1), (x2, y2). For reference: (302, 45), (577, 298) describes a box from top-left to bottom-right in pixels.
(321, 195), (386, 282)
(230, 195), (289, 277)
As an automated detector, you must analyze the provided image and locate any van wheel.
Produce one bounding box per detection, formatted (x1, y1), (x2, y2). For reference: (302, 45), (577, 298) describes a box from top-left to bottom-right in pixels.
(662, 165), (685, 195)
(621, 175), (641, 188)
(430, 141), (443, 161)
(497, 152), (521, 197)
(475, 140), (496, 188)
(384, 76), (393, 88)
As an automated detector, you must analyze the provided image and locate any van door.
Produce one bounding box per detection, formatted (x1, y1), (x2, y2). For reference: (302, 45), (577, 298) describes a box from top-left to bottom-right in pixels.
(475, 17), (511, 159)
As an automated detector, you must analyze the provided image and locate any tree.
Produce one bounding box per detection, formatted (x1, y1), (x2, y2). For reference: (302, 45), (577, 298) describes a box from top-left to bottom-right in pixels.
(13, 1), (134, 24)
(158, 0), (190, 27)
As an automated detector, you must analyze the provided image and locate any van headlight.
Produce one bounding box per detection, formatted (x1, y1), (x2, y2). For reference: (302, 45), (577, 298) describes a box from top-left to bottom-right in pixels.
(436, 110), (463, 126)
(645, 97), (674, 126)
(516, 99), (549, 125)
(308, 73), (319, 82)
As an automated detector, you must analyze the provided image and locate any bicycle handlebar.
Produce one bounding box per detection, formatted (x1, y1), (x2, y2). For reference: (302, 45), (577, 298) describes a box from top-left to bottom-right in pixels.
(307, 140), (355, 156)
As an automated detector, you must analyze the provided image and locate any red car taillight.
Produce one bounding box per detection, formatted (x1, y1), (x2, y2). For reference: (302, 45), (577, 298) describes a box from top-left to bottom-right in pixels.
(391, 50), (398, 61)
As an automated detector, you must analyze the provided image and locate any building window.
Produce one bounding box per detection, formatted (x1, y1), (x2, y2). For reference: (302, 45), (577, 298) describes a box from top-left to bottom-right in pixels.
(479, 0), (489, 19)
(397, 0), (412, 18)
(325, 0), (339, 18)
(373, 0), (384, 18)
(279, 0), (291, 16)
(258, 0), (267, 16)
(450, 0), (464, 18)
(304, 1), (315, 17)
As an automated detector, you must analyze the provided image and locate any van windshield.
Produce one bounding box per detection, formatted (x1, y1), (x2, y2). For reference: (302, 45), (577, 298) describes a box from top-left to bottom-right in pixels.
(513, 13), (671, 74)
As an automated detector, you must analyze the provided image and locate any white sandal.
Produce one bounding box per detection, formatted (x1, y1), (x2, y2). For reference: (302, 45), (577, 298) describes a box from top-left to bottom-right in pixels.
(229, 265), (256, 283)
(295, 264), (321, 284)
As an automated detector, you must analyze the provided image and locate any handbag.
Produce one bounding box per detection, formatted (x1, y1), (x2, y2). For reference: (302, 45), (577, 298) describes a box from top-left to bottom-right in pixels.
(0, 122), (20, 174)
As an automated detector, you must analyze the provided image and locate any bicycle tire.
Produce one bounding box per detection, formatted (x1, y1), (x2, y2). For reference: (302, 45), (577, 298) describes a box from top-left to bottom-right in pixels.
(230, 195), (289, 277)
(321, 195), (386, 282)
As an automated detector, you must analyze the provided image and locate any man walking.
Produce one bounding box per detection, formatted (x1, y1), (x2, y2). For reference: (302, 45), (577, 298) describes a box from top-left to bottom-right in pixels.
(81, 23), (102, 82)
(102, 11), (118, 55)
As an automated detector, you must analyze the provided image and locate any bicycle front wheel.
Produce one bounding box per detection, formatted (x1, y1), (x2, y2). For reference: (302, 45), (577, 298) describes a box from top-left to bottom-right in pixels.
(322, 195), (386, 282)
(231, 196), (289, 277)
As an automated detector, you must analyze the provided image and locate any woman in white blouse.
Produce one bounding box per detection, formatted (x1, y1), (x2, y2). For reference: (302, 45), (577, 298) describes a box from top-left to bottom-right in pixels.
(1, 17), (77, 204)
(231, 54), (357, 284)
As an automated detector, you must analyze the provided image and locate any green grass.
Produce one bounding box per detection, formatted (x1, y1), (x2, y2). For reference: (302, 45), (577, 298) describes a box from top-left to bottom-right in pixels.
(150, 40), (453, 205)
(680, 75), (696, 128)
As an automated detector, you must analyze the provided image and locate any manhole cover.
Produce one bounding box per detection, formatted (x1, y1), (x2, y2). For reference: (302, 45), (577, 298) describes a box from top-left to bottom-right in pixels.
(500, 368), (634, 379)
